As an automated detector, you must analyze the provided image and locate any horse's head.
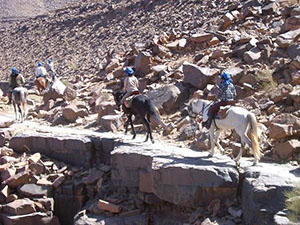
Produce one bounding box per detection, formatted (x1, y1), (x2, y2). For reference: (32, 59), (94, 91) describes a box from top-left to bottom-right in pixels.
(113, 90), (124, 109)
(187, 99), (207, 118)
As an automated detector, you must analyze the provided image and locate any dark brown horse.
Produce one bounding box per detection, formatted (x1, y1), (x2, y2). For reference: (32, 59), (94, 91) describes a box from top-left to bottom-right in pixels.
(35, 76), (50, 95)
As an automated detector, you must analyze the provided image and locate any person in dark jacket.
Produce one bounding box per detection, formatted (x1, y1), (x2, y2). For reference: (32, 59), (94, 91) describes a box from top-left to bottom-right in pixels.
(8, 67), (25, 104)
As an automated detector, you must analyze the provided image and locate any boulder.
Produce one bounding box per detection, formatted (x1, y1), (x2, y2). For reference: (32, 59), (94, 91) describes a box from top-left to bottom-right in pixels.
(241, 161), (300, 225)
(2, 212), (60, 225)
(147, 83), (189, 114)
(111, 142), (239, 208)
(269, 123), (293, 140)
(63, 86), (77, 101)
(190, 33), (213, 43)
(270, 84), (293, 103)
(3, 198), (36, 215)
(18, 184), (52, 198)
(289, 87), (300, 103)
(183, 62), (219, 89)
(43, 79), (66, 103)
(62, 104), (80, 123)
(95, 101), (116, 119)
(135, 51), (151, 75)
(9, 132), (93, 167)
(100, 115), (123, 132)
(284, 15), (300, 31)
(243, 47), (261, 64)
(276, 28), (300, 48)
(274, 139), (300, 160)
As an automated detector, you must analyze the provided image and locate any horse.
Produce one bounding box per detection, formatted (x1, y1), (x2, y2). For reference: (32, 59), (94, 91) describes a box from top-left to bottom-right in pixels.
(35, 76), (50, 95)
(188, 98), (262, 165)
(11, 87), (28, 122)
(113, 90), (171, 143)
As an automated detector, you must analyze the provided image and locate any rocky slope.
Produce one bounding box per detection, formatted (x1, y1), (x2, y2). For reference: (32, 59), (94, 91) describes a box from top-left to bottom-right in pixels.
(0, 0), (82, 28)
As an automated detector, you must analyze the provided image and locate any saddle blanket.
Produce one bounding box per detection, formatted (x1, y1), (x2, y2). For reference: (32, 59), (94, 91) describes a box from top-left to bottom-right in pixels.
(124, 95), (140, 108)
(215, 105), (231, 120)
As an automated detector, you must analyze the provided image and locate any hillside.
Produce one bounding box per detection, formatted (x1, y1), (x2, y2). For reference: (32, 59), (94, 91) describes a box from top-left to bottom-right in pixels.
(0, 0), (82, 28)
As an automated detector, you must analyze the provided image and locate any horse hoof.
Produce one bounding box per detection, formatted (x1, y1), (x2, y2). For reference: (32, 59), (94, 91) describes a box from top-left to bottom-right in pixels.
(132, 136), (136, 140)
(208, 153), (214, 157)
(151, 140), (155, 144)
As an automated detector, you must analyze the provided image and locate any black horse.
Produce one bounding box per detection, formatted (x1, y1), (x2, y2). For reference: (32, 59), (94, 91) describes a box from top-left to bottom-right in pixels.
(113, 90), (170, 143)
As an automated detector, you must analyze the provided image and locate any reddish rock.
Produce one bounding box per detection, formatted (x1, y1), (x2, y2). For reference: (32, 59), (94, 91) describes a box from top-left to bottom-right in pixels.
(3, 198), (36, 215)
(269, 123), (293, 140)
(97, 199), (121, 213)
(274, 140), (300, 160)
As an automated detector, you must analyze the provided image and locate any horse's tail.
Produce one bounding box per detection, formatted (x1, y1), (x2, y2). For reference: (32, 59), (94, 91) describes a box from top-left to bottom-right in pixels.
(148, 100), (171, 133)
(247, 113), (262, 161)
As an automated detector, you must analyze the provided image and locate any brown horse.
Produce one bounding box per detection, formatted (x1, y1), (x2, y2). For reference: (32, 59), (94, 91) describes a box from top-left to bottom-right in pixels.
(35, 76), (50, 95)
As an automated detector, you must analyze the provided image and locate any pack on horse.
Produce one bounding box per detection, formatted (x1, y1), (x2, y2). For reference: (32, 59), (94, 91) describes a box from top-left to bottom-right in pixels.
(113, 90), (170, 143)
(11, 87), (28, 122)
(188, 98), (262, 165)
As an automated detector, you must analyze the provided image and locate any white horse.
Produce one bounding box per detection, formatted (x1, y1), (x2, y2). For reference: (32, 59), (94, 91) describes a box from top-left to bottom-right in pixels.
(12, 87), (28, 122)
(188, 98), (261, 165)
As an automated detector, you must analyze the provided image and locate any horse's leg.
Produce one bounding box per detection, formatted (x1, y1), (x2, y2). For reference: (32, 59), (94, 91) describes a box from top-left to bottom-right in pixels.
(215, 129), (224, 153)
(13, 102), (17, 120)
(21, 101), (26, 122)
(209, 127), (215, 156)
(143, 117), (154, 143)
(128, 115), (136, 139)
(234, 140), (245, 165)
(17, 104), (22, 122)
(124, 117), (130, 134)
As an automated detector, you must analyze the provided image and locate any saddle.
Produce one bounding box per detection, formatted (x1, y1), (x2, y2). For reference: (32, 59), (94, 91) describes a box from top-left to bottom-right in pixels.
(124, 91), (141, 108)
(215, 105), (231, 120)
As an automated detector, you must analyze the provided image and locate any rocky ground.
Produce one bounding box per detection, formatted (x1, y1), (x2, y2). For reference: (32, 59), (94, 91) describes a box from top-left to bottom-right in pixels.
(0, 0), (299, 224)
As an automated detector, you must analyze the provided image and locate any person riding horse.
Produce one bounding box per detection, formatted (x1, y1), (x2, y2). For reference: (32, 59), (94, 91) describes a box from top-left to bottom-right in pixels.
(203, 72), (237, 129)
(46, 58), (56, 81)
(8, 67), (25, 104)
(35, 61), (50, 82)
(121, 67), (139, 107)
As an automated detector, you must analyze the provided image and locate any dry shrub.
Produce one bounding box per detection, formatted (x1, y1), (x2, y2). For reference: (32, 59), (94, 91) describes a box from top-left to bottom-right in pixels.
(285, 184), (300, 223)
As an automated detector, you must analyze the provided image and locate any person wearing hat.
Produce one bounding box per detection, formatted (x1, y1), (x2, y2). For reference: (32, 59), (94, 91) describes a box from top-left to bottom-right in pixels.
(120, 67), (139, 106)
(8, 67), (25, 104)
(203, 72), (236, 129)
(46, 58), (56, 81)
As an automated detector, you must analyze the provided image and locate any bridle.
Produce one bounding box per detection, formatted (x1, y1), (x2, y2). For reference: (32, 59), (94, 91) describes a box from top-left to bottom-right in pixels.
(188, 100), (214, 118)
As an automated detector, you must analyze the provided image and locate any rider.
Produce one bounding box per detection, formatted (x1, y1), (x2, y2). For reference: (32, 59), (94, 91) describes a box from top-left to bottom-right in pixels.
(46, 58), (56, 81)
(203, 72), (236, 129)
(8, 67), (25, 104)
(120, 67), (139, 106)
(35, 61), (49, 80)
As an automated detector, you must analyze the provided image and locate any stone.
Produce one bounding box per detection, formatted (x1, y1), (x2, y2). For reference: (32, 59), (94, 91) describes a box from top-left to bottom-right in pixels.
(289, 87), (300, 103)
(276, 28), (300, 48)
(97, 199), (121, 213)
(52, 174), (65, 189)
(84, 168), (103, 185)
(28, 153), (41, 164)
(147, 83), (189, 114)
(0, 185), (9, 203)
(269, 123), (293, 140)
(2, 212), (60, 225)
(284, 15), (300, 31)
(111, 142), (239, 208)
(244, 47), (261, 64)
(183, 62), (219, 89)
(18, 184), (52, 198)
(63, 104), (80, 123)
(274, 140), (300, 160)
(190, 33), (213, 43)
(241, 161), (300, 225)
(63, 86), (77, 101)
(9, 132), (93, 167)
(3, 171), (31, 188)
(43, 79), (66, 103)
(135, 51), (151, 75)
(270, 84), (293, 103)
(95, 101), (116, 119)
(100, 115), (123, 132)
(105, 59), (120, 73)
(3, 198), (36, 215)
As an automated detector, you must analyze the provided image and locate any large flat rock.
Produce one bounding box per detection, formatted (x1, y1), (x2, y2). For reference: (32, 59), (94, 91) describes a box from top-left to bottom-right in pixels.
(240, 160), (300, 225)
(111, 142), (239, 208)
(9, 131), (93, 167)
